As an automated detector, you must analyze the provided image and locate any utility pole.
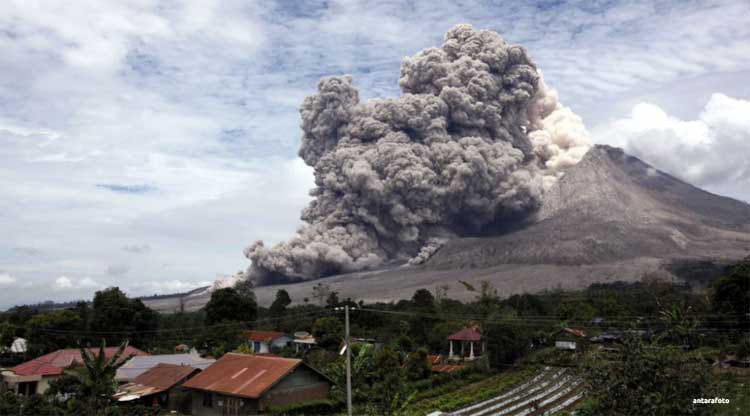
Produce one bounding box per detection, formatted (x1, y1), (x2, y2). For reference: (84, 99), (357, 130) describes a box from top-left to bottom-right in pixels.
(345, 304), (352, 416)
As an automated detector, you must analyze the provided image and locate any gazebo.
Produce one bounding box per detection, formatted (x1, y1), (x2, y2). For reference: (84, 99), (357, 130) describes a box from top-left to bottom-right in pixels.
(448, 327), (483, 361)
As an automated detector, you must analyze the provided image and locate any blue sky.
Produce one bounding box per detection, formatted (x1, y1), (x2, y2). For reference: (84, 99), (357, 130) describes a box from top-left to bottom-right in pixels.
(1, 0), (749, 307)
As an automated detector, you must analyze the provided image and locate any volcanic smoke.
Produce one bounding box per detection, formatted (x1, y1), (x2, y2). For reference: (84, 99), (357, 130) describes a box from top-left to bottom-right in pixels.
(244, 24), (591, 285)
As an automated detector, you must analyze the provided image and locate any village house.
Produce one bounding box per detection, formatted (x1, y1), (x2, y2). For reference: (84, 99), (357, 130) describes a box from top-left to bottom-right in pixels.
(292, 331), (317, 353)
(115, 352), (215, 382)
(555, 328), (587, 350)
(182, 353), (332, 415)
(447, 327), (484, 361)
(1, 346), (147, 396)
(242, 330), (294, 354)
(114, 363), (200, 413)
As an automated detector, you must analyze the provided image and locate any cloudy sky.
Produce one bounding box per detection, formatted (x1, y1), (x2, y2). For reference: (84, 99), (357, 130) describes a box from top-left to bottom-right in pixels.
(1, 0), (749, 308)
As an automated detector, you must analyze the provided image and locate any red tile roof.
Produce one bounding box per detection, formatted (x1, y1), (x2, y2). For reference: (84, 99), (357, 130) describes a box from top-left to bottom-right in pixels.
(243, 330), (287, 342)
(182, 353), (316, 399)
(448, 328), (481, 341)
(12, 346), (148, 377)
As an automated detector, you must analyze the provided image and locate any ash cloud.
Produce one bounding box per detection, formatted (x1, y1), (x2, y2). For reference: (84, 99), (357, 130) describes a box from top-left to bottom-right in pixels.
(244, 24), (590, 285)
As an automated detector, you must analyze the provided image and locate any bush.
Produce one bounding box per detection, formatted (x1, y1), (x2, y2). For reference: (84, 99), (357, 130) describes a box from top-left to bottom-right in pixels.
(266, 399), (343, 415)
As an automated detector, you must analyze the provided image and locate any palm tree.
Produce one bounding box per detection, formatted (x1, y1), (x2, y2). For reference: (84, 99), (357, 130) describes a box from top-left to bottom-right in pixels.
(76, 340), (136, 414)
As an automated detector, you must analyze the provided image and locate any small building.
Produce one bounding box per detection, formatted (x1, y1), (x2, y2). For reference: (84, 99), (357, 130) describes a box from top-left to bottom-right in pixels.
(116, 352), (215, 382)
(555, 328), (587, 350)
(242, 331), (293, 354)
(10, 338), (27, 354)
(448, 327), (483, 360)
(2, 346), (147, 396)
(182, 353), (331, 415)
(114, 363), (199, 413)
(292, 331), (317, 353)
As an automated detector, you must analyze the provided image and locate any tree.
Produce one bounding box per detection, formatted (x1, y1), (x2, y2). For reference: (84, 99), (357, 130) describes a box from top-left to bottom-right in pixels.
(557, 299), (596, 324)
(270, 289), (292, 329)
(27, 309), (82, 353)
(204, 287), (257, 326)
(370, 347), (414, 415)
(583, 335), (714, 415)
(233, 277), (256, 301)
(90, 287), (158, 347)
(312, 283), (332, 306)
(411, 289), (435, 309)
(312, 317), (344, 350)
(404, 348), (430, 380)
(711, 259), (750, 341)
(48, 340), (137, 415)
(484, 312), (531, 370)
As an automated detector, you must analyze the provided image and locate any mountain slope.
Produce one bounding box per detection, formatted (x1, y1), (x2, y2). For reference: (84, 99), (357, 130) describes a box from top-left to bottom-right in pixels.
(425, 145), (750, 269)
(144, 146), (750, 311)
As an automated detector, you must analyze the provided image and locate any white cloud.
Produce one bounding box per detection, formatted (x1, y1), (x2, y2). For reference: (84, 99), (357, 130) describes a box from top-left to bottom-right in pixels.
(594, 94), (750, 200)
(54, 276), (101, 290)
(55, 276), (73, 289)
(0, 273), (17, 286)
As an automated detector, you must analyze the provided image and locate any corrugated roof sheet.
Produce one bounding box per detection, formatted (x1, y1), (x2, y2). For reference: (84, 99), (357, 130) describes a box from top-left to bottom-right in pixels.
(182, 353), (303, 399)
(115, 353), (215, 381)
(448, 328), (481, 341)
(12, 346), (148, 377)
(431, 364), (465, 373)
(243, 330), (288, 342)
(114, 363), (199, 401)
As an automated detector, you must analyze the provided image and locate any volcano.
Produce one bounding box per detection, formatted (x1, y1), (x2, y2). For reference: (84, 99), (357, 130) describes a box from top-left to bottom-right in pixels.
(144, 145), (750, 311)
(428, 144), (750, 269)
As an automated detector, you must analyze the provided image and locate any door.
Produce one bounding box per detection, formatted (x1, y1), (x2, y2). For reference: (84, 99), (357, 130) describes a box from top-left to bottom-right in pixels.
(223, 396), (242, 416)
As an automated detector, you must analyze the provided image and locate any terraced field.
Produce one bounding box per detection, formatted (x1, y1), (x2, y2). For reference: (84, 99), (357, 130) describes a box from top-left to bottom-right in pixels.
(443, 367), (584, 416)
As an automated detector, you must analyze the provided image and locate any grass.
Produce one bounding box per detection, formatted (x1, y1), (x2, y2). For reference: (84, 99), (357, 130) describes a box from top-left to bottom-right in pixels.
(713, 373), (750, 416)
(403, 366), (539, 416)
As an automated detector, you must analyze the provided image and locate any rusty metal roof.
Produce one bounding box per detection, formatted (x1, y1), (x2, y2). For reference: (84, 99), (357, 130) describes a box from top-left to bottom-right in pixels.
(12, 346), (148, 377)
(114, 363), (198, 401)
(182, 353), (305, 399)
(242, 330), (288, 342)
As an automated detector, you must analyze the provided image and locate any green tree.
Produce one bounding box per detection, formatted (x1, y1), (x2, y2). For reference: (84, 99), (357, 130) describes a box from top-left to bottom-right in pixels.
(312, 317), (344, 350)
(404, 348), (430, 380)
(584, 335), (714, 415)
(557, 299), (597, 323)
(233, 277), (257, 301)
(370, 346), (414, 415)
(269, 289), (292, 316)
(27, 309), (82, 353)
(204, 287), (257, 326)
(484, 312), (531, 369)
(49, 340), (137, 415)
(90, 287), (158, 347)
(411, 289), (435, 309)
(711, 259), (750, 341)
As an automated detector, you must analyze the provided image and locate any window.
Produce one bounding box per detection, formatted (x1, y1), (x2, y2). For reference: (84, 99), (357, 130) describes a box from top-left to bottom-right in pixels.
(17, 381), (37, 396)
(202, 392), (213, 408)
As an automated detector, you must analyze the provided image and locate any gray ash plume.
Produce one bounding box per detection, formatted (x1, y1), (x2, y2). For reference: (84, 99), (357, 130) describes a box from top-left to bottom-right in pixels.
(244, 24), (590, 285)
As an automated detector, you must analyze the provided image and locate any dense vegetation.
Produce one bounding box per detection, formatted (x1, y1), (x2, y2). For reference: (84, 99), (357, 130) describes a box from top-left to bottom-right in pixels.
(0, 258), (747, 415)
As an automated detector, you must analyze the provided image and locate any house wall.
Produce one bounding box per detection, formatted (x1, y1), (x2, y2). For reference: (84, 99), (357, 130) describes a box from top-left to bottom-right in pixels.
(252, 341), (270, 354)
(259, 366), (330, 410)
(189, 391), (259, 416)
(555, 341), (577, 350)
(271, 336), (293, 350)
